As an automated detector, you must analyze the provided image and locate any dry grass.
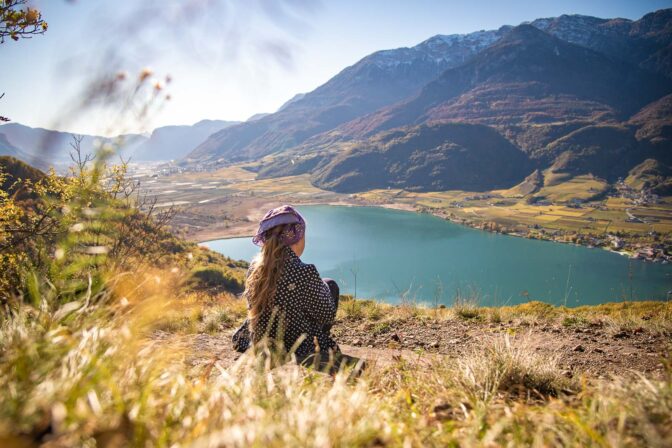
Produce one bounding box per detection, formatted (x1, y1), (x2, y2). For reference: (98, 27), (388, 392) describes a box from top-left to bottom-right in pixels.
(337, 296), (672, 335)
(1, 271), (671, 446)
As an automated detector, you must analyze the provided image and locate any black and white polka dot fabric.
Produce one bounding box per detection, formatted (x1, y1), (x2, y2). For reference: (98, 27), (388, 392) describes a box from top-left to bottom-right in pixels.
(233, 245), (338, 358)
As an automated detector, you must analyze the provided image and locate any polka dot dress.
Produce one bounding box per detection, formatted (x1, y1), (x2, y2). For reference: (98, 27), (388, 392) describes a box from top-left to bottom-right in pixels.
(234, 245), (338, 358)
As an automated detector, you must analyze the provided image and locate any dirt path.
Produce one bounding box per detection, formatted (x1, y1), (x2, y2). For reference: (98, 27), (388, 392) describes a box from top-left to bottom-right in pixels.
(181, 318), (670, 379)
(333, 317), (670, 378)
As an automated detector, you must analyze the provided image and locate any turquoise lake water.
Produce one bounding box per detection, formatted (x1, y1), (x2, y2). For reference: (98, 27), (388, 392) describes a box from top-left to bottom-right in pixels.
(202, 205), (672, 306)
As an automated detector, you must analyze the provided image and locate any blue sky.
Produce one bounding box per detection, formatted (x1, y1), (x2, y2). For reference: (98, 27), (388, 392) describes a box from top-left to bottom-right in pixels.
(1, 0), (671, 136)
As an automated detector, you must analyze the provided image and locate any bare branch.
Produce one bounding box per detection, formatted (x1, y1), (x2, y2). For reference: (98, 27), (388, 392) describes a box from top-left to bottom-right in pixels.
(68, 134), (94, 182)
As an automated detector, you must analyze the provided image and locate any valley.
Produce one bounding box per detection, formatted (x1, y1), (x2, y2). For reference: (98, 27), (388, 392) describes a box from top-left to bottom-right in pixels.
(134, 162), (672, 263)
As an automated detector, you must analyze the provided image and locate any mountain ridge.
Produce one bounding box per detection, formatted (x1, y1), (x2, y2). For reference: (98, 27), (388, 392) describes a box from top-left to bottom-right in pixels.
(188, 8), (672, 166)
(256, 20), (672, 193)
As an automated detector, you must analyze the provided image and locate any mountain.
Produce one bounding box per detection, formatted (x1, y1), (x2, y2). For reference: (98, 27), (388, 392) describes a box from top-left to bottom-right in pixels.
(276, 93), (306, 112)
(257, 21), (672, 193)
(247, 113), (270, 122)
(0, 123), (147, 165)
(0, 133), (36, 166)
(0, 119), (238, 165)
(132, 120), (238, 161)
(529, 9), (672, 78)
(186, 27), (511, 163)
(188, 9), (672, 166)
(338, 25), (671, 139)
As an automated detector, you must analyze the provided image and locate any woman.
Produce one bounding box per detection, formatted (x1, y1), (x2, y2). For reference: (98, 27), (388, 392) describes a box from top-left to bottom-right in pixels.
(232, 205), (360, 374)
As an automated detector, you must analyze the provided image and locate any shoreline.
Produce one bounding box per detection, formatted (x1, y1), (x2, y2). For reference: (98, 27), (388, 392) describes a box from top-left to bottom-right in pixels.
(193, 201), (417, 244)
(193, 201), (652, 264)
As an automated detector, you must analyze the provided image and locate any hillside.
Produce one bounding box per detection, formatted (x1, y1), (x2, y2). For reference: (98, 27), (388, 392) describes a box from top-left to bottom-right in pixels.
(309, 123), (533, 193)
(626, 158), (672, 195)
(543, 125), (648, 183)
(0, 155), (47, 200)
(628, 93), (672, 147)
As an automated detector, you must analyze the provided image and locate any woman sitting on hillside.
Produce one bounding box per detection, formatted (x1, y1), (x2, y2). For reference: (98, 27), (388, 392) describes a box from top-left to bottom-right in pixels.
(232, 205), (361, 374)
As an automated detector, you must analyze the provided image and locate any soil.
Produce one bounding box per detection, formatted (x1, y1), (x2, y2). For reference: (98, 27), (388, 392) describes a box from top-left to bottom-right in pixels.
(182, 316), (671, 380)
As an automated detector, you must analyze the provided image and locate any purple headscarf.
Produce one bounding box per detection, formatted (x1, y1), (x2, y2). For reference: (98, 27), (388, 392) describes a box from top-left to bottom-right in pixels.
(252, 205), (306, 247)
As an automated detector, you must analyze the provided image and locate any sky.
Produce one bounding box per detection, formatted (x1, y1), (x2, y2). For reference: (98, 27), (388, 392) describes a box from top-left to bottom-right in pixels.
(1, 0), (671, 136)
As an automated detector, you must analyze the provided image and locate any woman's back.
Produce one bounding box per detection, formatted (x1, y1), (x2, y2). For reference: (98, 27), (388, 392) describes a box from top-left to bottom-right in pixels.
(251, 245), (337, 358)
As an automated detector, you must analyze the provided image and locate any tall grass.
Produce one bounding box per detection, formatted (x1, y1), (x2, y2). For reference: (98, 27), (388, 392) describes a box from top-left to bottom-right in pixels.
(1, 287), (670, 446)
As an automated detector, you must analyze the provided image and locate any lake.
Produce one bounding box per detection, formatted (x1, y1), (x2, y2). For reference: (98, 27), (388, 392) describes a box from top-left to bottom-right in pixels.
(202, 205), (672, 306)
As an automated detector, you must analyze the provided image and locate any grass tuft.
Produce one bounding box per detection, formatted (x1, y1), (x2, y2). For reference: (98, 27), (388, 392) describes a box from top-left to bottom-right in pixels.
(457, 334), (575, 403)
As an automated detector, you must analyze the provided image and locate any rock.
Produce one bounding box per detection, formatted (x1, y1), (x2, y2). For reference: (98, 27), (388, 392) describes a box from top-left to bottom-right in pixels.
(613, 331), (629, 339)
(367, 344), (373, 348)
(390, 333), (401, 342)
(431, 340), (440, 348)
(593, 348), (604, 354)
(352, 338), (362, 346)
(573, 344), (585, 352)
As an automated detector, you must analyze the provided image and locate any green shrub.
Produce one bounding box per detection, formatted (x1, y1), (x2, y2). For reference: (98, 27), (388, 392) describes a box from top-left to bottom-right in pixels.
(562, 316), (589, 328)
(189, 266), (244, 293)
(371, 321), (391, 336)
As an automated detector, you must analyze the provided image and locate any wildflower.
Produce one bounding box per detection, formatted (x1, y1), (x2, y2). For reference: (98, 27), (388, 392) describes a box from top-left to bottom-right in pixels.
(139, 67), (153, 82)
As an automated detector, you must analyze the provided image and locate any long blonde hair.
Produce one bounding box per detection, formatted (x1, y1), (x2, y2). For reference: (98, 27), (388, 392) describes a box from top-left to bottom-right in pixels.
(244, 226), (289, 334)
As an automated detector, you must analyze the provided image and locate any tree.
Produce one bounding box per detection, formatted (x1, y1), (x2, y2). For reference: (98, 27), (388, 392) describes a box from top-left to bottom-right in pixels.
(1, 1), (48, 121)
(0, 0), (47, 43)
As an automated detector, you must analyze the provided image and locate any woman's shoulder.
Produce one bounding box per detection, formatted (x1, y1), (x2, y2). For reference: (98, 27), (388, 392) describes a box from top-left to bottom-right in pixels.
(284, 257), (319, 281)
